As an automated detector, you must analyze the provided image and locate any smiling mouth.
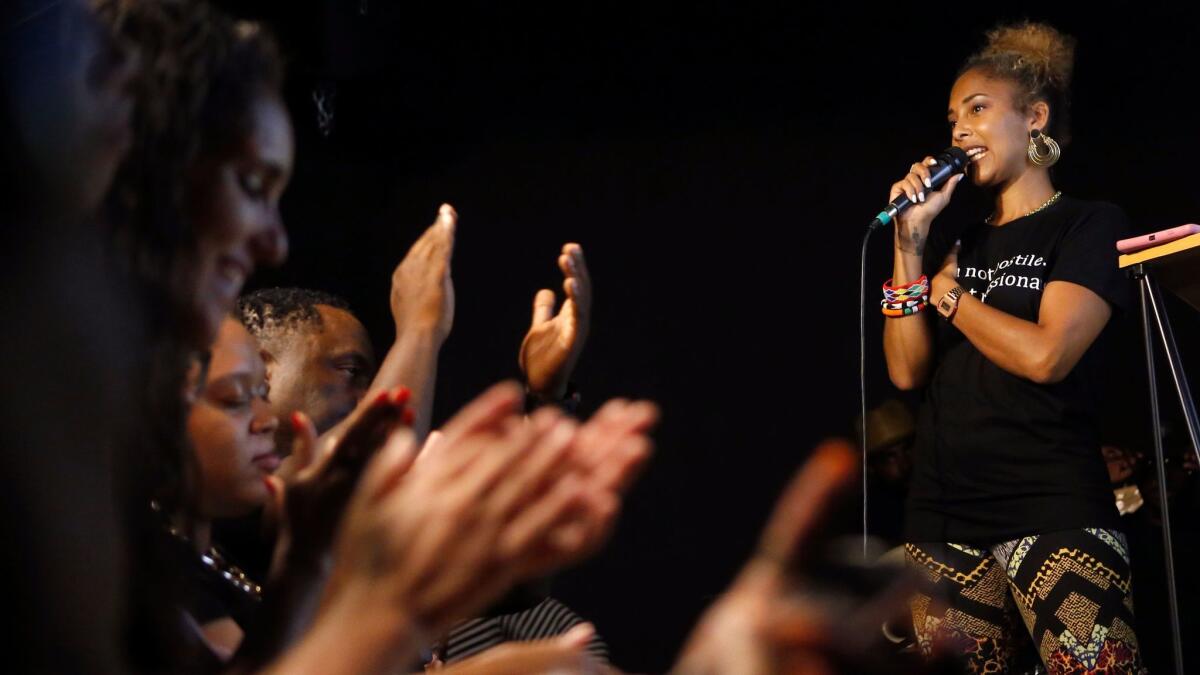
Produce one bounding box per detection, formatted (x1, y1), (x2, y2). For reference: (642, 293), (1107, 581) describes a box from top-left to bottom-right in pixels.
(965, 146), (989, 163)
(252, 452), (281, 472)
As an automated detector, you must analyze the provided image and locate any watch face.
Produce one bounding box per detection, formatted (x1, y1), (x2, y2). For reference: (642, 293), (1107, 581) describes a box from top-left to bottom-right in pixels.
(938, 298), (954, 317)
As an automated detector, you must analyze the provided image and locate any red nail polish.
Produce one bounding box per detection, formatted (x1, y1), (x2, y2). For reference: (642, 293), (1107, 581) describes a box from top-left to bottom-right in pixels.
(402, 408), (415, 426)
(290, 411), (304, 431)
(263, 477), (276, 496)
(392, 387), (411, 405)
(375, 390), (391, 405)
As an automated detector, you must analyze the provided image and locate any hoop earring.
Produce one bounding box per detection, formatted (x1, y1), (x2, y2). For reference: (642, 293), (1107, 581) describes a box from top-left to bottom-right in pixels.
(1027, 128), (1061, 167)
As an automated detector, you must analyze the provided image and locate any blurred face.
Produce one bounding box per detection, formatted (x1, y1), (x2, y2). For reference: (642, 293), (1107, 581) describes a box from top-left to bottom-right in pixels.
(947, 68), (1045, 189)
(187, 93), (293, 346)
(1101, 445), (1138, 484)
(8, 0), (136, 218)
(868, 441), (912, 485)
(263, 305), (376, 452)
(188, 317), (279, 518)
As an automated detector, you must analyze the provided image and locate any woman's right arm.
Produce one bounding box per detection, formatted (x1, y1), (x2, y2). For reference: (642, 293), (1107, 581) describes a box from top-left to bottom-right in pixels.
(881, 159), (965, 390)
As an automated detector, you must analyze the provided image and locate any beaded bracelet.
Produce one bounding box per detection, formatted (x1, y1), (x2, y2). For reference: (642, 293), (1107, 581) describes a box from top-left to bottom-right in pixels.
(882, 301), (930, 318)
(883, 275), (929, 301)
(882, 275), (930, 317)
(883, 275), (928, 290)
(881, 296), (928, 310)
(884, 282), (927, 295)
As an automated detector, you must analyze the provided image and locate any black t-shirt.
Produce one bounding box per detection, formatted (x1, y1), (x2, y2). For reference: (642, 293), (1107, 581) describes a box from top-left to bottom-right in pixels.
(905, 195), (1132, 544)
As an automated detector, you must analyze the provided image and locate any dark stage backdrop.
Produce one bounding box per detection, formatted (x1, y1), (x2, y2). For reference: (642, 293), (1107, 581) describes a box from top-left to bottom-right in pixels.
(218, 2), (1200, 670)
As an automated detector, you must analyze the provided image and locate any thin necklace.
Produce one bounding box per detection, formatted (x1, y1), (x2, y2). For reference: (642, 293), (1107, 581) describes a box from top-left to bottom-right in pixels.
(986, 190), (1062, 225)
(151, 500), (263, 600)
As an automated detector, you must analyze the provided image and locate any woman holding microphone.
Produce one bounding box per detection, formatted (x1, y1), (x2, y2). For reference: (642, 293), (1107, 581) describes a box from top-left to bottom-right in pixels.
(881, 22), (1142, 673)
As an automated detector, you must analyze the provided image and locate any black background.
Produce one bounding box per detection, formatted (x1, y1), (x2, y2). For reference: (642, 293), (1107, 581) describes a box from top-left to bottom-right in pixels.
(217, 1), (1200, 670)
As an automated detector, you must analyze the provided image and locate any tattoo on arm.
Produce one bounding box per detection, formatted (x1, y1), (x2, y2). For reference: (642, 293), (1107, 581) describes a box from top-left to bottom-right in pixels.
(898, 230), (924, 255)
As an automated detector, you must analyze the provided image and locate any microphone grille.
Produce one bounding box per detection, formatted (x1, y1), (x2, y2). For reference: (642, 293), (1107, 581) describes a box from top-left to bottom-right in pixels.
(942, 146), (969, 170)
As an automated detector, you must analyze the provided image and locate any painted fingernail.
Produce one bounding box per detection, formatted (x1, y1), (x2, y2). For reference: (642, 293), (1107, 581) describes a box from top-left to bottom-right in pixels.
(924, 177), (932, 188)
(402, 408), (415, 426)
(918, 192), (926, 203)
(263, 477), (276, 496)
(290, 411), (305, 431)
(375, 390), (391, 405)
(391, 387), (411, 405)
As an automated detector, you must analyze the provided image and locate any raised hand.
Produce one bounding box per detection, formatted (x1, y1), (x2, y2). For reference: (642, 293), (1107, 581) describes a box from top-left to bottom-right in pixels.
(498, 398), (658, 579)
(673, 440), (917, 675)
(230, 389), (415, 674)
(391, 204), (457, 344)
(318, 382), (656, 650)
(251, 383), (656, 674)
(519, 243), (592, 400)
(264, 387), (414, 567)
(327, 204), (458, 445)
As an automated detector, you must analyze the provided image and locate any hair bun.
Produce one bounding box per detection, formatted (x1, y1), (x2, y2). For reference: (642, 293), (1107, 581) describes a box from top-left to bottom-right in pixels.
(981, 21), (1076, 92)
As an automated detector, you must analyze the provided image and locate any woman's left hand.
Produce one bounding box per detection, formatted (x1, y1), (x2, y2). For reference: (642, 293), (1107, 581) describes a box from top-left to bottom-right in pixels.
(265, 388), (414, 571)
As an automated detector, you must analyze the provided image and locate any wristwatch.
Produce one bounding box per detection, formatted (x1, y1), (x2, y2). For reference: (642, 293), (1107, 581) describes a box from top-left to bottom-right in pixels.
(937, 286), (966, 321)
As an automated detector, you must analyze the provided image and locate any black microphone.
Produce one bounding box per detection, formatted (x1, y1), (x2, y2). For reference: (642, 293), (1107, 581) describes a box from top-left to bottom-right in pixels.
(869, 147), (969, 230)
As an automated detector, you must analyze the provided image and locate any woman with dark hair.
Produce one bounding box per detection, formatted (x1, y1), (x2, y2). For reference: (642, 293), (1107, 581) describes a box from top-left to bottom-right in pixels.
(881, 22), (1142, 673)
(178, 317), (281, 660)
(94, 1), (293, 668)
(101, 0), (289, 350)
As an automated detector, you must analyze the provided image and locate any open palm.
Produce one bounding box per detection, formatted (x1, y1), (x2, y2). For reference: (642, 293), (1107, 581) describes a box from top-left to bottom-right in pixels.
(520, 243), (592, 400)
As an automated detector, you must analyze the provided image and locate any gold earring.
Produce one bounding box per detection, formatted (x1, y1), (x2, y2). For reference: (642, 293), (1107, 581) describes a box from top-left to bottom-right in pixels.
(1027, 128), (1061, 167)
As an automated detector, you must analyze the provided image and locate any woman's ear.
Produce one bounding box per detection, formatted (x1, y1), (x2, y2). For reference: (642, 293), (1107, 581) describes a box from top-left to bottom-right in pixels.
(260, 348), (274, 383)
(1029, 100), (1051, 133)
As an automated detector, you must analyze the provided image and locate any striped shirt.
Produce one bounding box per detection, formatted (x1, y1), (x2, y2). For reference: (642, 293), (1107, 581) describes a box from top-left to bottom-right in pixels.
(435, 597), (609, 664)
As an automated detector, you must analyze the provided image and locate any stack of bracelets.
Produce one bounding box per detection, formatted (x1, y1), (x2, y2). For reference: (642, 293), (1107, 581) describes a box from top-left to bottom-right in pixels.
(882, 275), (929, 317)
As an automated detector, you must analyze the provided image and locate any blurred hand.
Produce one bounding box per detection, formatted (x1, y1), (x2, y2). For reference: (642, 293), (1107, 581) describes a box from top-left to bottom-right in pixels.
(428, 623), (601, 674)
(391, 204), (457, 344)
(500, 398), (658, 579)
(673, 441), (916, 675)
(318, 381), (656, 653)
(264, 388), (414, 568)
(520, 243), (592, 400)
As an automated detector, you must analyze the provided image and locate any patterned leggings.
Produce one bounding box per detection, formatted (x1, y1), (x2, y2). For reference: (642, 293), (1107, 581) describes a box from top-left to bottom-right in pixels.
(905, 529), (1143, 674)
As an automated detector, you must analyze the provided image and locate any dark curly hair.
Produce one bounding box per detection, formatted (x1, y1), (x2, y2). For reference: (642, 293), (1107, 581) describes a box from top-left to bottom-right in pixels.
(238, 287), (354, 338)
(959, 21), (1076, 146)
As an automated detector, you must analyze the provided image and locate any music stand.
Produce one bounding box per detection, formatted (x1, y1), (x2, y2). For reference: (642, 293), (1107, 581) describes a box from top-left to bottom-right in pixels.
(1120, 233), (1200, 675)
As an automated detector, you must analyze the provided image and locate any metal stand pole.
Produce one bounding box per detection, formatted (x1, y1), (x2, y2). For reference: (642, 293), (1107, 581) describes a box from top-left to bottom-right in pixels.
(1134, 264), (1188, 675)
